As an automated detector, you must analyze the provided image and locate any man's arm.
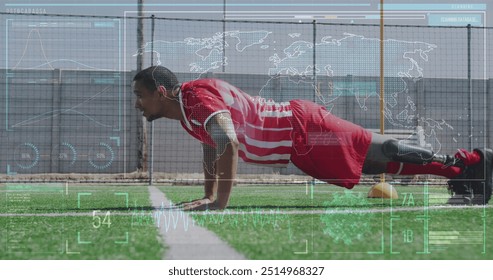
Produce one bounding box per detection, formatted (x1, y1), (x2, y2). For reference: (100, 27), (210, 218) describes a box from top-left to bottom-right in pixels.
(183, 112), (238, 210)
(177, 143), (217, 209)
(209, 113), (239, 209)
(202, 142), (217, 201)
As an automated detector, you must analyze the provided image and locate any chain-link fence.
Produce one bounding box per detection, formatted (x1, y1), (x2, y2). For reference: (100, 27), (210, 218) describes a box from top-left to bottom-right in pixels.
(0, 12), (491, 183)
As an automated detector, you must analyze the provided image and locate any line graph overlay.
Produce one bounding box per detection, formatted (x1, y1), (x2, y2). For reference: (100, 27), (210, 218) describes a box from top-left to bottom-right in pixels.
(3, 15), (124, 174)
(5, 70), (123, 131)
(5, 16), (123, 131)
(6, 19), (120, 71)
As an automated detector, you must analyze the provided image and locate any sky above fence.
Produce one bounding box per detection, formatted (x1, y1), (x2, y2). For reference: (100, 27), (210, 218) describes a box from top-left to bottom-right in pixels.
(1, 0), (491, 27)
(0, 0), (491, 176)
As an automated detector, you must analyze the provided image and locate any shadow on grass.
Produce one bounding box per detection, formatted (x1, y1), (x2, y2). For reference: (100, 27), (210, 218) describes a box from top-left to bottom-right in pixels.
(226, 204), (389, 210)
(63, 206), (162, 211)
(62, 202), (391, 212)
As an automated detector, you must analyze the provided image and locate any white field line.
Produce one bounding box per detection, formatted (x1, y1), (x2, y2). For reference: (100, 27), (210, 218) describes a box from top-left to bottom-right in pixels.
(147, 186), (246, 260)
(0, 203), (490, 217)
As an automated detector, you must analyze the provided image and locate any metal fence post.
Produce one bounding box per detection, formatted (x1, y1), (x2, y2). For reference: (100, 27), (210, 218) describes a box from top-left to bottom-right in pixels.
(136, 0), (148, 173)
(149, 14), (156, 186)
(50, 69), (62, 173)
(467, 24), (472, 150)
(222, 0), (227, 73)
(312, 20), (317, 103)
(488, 78), (492, 149)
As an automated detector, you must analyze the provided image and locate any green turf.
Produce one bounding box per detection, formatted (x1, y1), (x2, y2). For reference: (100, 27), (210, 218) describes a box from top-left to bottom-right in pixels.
(0, 184), (164, 259)
(161, 184), (493, 260)
(1, 182), (491, 260)
(0, 184), (151, 213)
(0, 216), (163, 260)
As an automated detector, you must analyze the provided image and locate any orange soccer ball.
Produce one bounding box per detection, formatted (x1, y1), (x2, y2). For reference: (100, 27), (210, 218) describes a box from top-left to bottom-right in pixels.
(368, 182), (399, 199)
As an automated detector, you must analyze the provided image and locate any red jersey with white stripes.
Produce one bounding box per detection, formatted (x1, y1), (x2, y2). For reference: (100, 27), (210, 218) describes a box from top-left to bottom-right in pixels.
(178, 78), (372, 188)
(179, 79), (293, 167)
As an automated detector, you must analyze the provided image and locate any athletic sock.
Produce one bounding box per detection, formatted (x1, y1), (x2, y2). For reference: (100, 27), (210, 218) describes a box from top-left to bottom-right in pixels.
(455, 149), (481, 166)
(386, 162), (462, 179)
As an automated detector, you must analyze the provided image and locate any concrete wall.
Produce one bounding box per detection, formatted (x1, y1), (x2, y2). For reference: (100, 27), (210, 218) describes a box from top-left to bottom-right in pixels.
(1, 69), (491, 176)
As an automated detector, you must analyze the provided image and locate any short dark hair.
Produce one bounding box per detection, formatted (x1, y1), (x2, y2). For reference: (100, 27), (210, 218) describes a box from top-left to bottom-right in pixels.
(133, 66), (179, 92)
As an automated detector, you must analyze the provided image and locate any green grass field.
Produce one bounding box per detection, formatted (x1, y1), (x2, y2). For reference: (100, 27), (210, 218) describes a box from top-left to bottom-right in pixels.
(1, 182), (491, 260)
(0, 184), (163, 260)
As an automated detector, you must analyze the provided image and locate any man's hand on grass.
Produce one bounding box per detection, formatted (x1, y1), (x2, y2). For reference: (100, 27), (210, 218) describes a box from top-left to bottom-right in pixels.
(176, 198), (220, 211)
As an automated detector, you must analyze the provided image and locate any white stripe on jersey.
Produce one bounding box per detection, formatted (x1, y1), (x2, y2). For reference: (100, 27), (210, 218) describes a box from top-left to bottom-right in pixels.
(245, 122), (293, 131)
(244, 135), (292, 149)
(242, 162), (289, 168)
(259, 110), (293, 118)
(203, 110), (230, 130)
(260, 99), (290, 107)
(239, 143), (291, 161)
